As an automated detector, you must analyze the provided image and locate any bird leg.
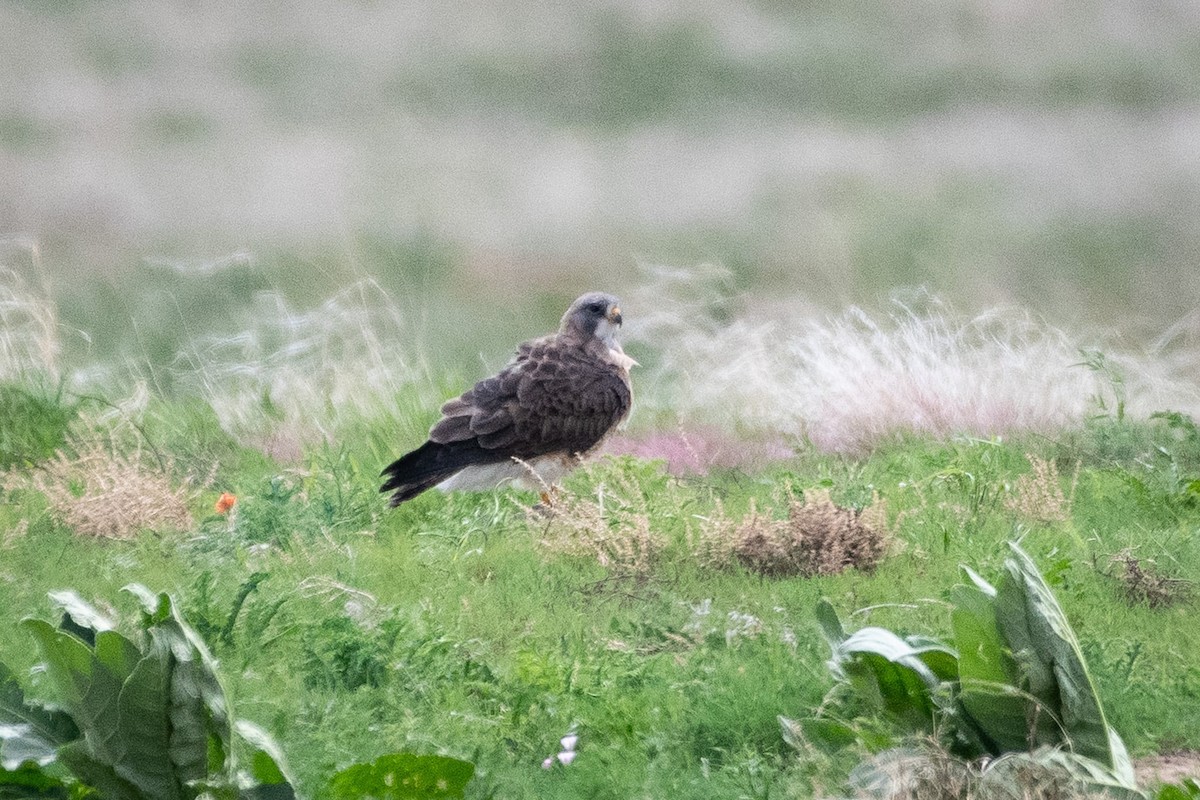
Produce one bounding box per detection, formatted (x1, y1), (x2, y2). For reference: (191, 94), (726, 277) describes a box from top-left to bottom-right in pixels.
(531, 485), (563, 517)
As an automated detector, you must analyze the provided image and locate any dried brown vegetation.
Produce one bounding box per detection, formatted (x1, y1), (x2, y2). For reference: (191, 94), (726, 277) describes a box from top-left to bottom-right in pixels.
(1107, 549), (1193, 609)
(4, 441), (195, 539)
(850, 745), (1109, 800)
(699, 489), (890, 578)
(530, 479), (664, 575)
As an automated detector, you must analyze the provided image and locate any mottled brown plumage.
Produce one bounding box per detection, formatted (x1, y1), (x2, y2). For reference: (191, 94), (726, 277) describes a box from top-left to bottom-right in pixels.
(380, 293), (633, 506)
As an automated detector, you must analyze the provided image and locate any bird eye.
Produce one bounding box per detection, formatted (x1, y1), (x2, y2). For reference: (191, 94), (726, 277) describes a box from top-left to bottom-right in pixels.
(589, 303), (605, 314)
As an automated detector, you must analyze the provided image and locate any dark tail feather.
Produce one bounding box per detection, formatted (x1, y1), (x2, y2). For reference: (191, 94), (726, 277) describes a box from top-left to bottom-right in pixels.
(379, 440), (482, 507)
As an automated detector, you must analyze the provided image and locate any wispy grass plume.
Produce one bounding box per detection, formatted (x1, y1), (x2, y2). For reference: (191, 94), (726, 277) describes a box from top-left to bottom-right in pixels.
(631, 267), (1200, 453)
(0, 238), (60, 380)
(172, 278), (432, 451)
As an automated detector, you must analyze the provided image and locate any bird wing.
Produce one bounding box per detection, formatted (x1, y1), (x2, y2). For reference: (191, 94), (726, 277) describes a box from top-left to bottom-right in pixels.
(428, 335), (632, 458)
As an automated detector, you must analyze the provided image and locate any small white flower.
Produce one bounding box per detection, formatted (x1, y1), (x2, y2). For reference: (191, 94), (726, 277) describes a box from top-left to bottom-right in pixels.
(560, 734), (578, 751)
(557, 750), (577, 766)
(542, 758), (554, 770)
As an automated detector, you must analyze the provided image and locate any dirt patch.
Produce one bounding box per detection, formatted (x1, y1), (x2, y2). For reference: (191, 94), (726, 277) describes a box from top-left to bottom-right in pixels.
(1135, 751), (1200, 785)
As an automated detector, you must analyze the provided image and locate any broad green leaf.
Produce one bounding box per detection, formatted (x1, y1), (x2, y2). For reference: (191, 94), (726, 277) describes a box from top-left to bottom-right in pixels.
(19, 621), (94, 717)
(76, 654), (126, 768)
(997, 543), (1132, 781)
(114, 650), (182, 800)
(127, 587), (231, 744)
(0, 762), (70, 798)
(56, 740), (144, 800)
(992, 551), (1074, 749)
(327, 753), (475, 800)
(837, 625), (949, 731)
(123, 584), (171, 627)
(815, 599), (846, 647)
(235, 721), (297, 798)
(93, 632), (142, 684)
(961, 565), (997, 598)
(168, 658), (223, 781)
(950, 579), (1030, 754)
(0, 662), (78, 770)
(845, 652), (937, 731)
(906, 641), (958, 684)
(47, 591), (115, 635)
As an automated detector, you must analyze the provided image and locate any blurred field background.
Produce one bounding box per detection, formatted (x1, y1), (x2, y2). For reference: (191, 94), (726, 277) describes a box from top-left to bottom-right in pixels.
(4, 0), (1200, 443)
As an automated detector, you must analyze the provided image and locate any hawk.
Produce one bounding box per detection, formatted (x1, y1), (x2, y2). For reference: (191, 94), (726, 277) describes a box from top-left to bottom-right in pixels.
(380, 292), (634, 506)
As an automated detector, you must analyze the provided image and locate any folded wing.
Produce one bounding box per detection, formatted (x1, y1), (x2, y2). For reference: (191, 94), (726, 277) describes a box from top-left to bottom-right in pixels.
(380, 338), (631, 506)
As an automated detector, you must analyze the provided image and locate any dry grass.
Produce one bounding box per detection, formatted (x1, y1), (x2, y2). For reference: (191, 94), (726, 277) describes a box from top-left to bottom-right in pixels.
(530, 478), (664, 575)
(697, 489), (890, 578)
(3, 440), (195, 539)
(2, 519), (30, 549)
(603, 426), (794, 476)
(1004, 455), (1079, 525)
(851, 745), (1113, 800)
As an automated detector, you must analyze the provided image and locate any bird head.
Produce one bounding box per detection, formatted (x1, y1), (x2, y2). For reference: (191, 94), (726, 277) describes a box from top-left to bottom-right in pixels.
(561, 292), (623, 346)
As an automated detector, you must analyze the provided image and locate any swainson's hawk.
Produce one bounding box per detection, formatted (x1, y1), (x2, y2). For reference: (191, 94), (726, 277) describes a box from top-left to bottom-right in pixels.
(380, 292), (634, 506)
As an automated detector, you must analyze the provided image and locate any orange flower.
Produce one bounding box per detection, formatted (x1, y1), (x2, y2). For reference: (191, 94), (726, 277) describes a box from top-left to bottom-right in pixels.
(215, 492), (237, 514)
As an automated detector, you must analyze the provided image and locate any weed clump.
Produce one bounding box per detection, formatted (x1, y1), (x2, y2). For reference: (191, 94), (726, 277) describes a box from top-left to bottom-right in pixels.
(301, 613), (402, 692)
(1108, 549), (1192, 609)
(4, 441), (194, 538)
(701, 489), (889, 578)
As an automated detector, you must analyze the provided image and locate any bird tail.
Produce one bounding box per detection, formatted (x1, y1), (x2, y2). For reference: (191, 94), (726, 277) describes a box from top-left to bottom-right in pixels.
(379, 440), (482, 506)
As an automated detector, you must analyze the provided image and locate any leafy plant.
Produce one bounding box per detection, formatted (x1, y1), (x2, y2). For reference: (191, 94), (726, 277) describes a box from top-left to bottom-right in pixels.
(0, 586), (298, 799)
(186, 570), (284, 651)
(793, 542), (1140, 795)
(234, 476), (306, 546)
(300, 614), (402, 692)
(1, 587), (481, 799)
(1075, 349), (1127, 422)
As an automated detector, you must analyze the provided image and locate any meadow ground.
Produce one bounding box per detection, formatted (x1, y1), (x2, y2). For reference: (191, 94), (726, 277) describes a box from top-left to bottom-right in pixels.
(3, 263), (1200, 797)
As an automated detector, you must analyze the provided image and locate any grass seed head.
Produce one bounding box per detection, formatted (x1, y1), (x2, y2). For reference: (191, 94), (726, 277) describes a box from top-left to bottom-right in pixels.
(1004, 454), (1078, 524)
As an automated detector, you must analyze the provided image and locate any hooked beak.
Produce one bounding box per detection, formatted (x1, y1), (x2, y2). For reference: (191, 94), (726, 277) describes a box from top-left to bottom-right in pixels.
(607, 305), (623, 326)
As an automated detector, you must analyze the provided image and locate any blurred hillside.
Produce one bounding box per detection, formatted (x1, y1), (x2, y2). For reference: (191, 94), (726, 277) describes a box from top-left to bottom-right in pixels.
(3, 0), (1200, 392)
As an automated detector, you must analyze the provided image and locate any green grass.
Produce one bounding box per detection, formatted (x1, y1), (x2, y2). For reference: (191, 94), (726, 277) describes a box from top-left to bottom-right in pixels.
(2, 389), (1200, 797)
